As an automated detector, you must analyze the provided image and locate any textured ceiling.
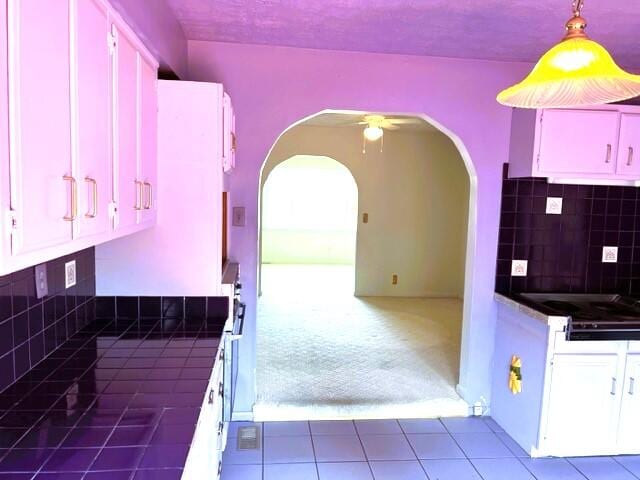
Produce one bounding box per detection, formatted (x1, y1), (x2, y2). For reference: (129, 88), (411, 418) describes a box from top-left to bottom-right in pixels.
(166, 0), (640, 67)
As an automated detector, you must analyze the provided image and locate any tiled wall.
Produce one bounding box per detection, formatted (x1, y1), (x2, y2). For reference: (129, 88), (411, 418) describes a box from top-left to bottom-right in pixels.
(496, 165), (640, 296)
(95, 296), (229, 320)
(0, 248), (96, 392)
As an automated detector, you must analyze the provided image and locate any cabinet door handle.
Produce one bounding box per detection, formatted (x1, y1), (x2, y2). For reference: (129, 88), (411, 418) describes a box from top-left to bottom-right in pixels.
(611, 377), (617, 395)
(208, 388), (214, 405)
(84, 177), (98, 218)
(63, 176), (77, 221)
(630, 377), (635, 395)
(218, 460), (222, 476)
(628, 147), (634, 166)
(605, 144), (612, 163)
(218, 421), (224, 435)
(218, 382), (224, 397)
(231, 132), (237, 152)
(143, 182), (153, 209)
(134, 181), (144, 210)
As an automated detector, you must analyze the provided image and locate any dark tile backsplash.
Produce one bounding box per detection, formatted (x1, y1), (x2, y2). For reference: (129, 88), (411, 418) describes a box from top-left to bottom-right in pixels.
(95, 295), (229, 320)
(496, 164), (640, 296)
(0, 248), (96, 392)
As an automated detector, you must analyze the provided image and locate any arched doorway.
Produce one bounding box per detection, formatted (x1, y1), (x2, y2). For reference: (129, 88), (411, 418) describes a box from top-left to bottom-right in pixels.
(260, 155), (358, 298)
(255, 111), (477, 421)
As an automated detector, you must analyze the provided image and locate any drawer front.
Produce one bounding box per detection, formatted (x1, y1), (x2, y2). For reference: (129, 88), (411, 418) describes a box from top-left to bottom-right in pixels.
(554, 331), (623, 354)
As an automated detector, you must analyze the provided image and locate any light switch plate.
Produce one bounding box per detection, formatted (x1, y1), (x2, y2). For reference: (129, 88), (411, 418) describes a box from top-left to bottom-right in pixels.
(511, 260), (528, 277)
(546, 197), (563, 215)
(35, 264), (48, 299)
(65, 260), (77, 289)
(232, 207), (245, 227)
(602, 246), (618, 263)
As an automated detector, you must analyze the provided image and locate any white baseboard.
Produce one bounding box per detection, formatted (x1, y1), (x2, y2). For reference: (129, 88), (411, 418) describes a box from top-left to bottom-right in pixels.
(231, 411), (254, 421)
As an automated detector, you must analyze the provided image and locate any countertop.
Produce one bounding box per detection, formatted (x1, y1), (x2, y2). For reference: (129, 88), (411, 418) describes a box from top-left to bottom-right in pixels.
(0, 314), (226, 479)
(494, 292), (570, 327)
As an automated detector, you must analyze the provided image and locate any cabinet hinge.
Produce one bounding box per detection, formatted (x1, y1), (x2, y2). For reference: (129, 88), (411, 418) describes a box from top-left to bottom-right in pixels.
(5, 210), (18, 235)
(107, 32), (116, 54)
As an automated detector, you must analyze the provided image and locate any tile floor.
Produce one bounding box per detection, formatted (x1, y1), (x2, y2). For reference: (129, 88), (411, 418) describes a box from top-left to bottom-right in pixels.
(221, 417), (640, 480)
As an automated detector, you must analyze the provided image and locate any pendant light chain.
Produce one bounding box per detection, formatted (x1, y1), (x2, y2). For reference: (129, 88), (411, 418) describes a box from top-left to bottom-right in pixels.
(572, 0), (584, 17)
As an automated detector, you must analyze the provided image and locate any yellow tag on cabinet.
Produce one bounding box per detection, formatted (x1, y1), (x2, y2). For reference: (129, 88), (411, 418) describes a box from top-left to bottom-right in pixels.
(509, 355), (522, 395)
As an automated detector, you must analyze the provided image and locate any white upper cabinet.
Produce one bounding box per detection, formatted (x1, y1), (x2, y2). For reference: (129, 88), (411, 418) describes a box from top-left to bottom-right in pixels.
(616, 114), (640, 177)
(73, 0), (112, 240)
(0, 0), (159, 275)
(7, 0), (74, 256)
(508, 105), (640, 184)
(222, 92), (236, 173)
(139, 55), (158, 226)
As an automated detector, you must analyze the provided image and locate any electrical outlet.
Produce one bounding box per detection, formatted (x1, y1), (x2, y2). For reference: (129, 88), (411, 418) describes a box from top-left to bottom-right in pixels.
(602, 246), (618, 263)
(392, 274), (398, 285)
(546, 197), (563, 215)
(65, 260), (77, 289)
(363, 213), (369, 223)
(35, 264), (48, 299)
(511, 260), (528, 277)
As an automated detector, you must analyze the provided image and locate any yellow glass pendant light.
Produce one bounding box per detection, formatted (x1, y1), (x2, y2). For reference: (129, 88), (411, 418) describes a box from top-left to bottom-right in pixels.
(497, 0), (640, 109)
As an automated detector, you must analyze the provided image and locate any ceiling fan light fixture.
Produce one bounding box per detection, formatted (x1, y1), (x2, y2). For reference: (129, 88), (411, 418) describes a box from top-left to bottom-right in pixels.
(497, 0), (640, 109)
(363, 125), (384, 141)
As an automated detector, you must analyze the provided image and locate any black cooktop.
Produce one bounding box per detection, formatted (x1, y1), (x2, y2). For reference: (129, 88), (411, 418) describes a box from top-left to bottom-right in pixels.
(515, 293), (640, 341)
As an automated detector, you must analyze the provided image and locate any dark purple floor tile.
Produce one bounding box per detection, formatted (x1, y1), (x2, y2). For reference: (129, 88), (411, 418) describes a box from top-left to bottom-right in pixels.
(184, 357), (213, 368)
(90, 446), (144, 471)
(147, 369), (181, 381)
(113, 369), (150, 381)
(42, 448), (100, 472)
(124, 359), (155, 369)
(93, 394), (133, 409)
(0, 411), (45, 429)
(0, 448), (53, 472)
(104, 381), (140, 395)
(0, 473), (34, 479)
(139, 445), (189, 468)
(178, 368), (209, 380)
(153, 358), (186, 369)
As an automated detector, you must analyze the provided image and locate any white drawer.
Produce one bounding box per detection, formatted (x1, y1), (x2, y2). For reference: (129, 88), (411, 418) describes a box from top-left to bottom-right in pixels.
(553, 331), (622, 354)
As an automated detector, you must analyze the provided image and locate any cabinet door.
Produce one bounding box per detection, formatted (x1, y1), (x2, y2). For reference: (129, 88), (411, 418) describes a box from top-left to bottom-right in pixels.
(618, 354), (640, 452)
(537, 110), (619, 176)
(222, 93), (232, 172)
(113, 24), (140, 232)
(73, 0), (112, 240)
(139, 55), (157, 226)
(8, 0), (73, 255)
(616, 114), (640, 176)
(544, 354), (621, 453)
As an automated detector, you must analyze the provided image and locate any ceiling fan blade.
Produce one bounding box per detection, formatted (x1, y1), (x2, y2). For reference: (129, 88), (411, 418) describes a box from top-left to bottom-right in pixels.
(388, 118), (423, 125)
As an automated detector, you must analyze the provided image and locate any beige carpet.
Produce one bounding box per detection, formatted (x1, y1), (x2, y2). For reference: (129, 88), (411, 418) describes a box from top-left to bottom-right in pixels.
(255, 264), (469, 421)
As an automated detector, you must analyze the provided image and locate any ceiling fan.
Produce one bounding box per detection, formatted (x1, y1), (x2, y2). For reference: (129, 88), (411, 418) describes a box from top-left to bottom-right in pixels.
(353, 114), (421, 142)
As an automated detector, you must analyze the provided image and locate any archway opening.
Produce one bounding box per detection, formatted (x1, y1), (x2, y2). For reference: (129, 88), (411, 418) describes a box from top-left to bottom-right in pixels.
(261, 155), (358, 299)
(255, 111), (476, 421)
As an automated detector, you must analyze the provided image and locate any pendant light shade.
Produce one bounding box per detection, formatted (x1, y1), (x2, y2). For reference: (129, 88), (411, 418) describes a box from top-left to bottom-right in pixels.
(497, 1), (640, 109)
(363, 125), (384, 142)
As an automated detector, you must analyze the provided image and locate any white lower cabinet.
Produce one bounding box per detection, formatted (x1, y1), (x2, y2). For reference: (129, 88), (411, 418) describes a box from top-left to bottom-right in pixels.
(618, 354), (640, 452)
(544, 354), (622, 455)
(183, 344), (227, 480)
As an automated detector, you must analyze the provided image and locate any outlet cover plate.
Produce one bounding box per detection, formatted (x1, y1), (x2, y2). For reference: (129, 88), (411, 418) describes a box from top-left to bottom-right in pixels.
(546, 197), (563, 215)
(65, 260), (77, 289)
(35, 264), (48, 299)
(232, 207), (245, 227)
(511, 260), (528, 277)
(602, 246), (618, 263)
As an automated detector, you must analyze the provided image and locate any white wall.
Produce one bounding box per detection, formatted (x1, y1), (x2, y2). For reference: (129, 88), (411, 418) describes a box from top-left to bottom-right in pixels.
(262, 156), (358, 265)
(261, 125), (469, 298)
